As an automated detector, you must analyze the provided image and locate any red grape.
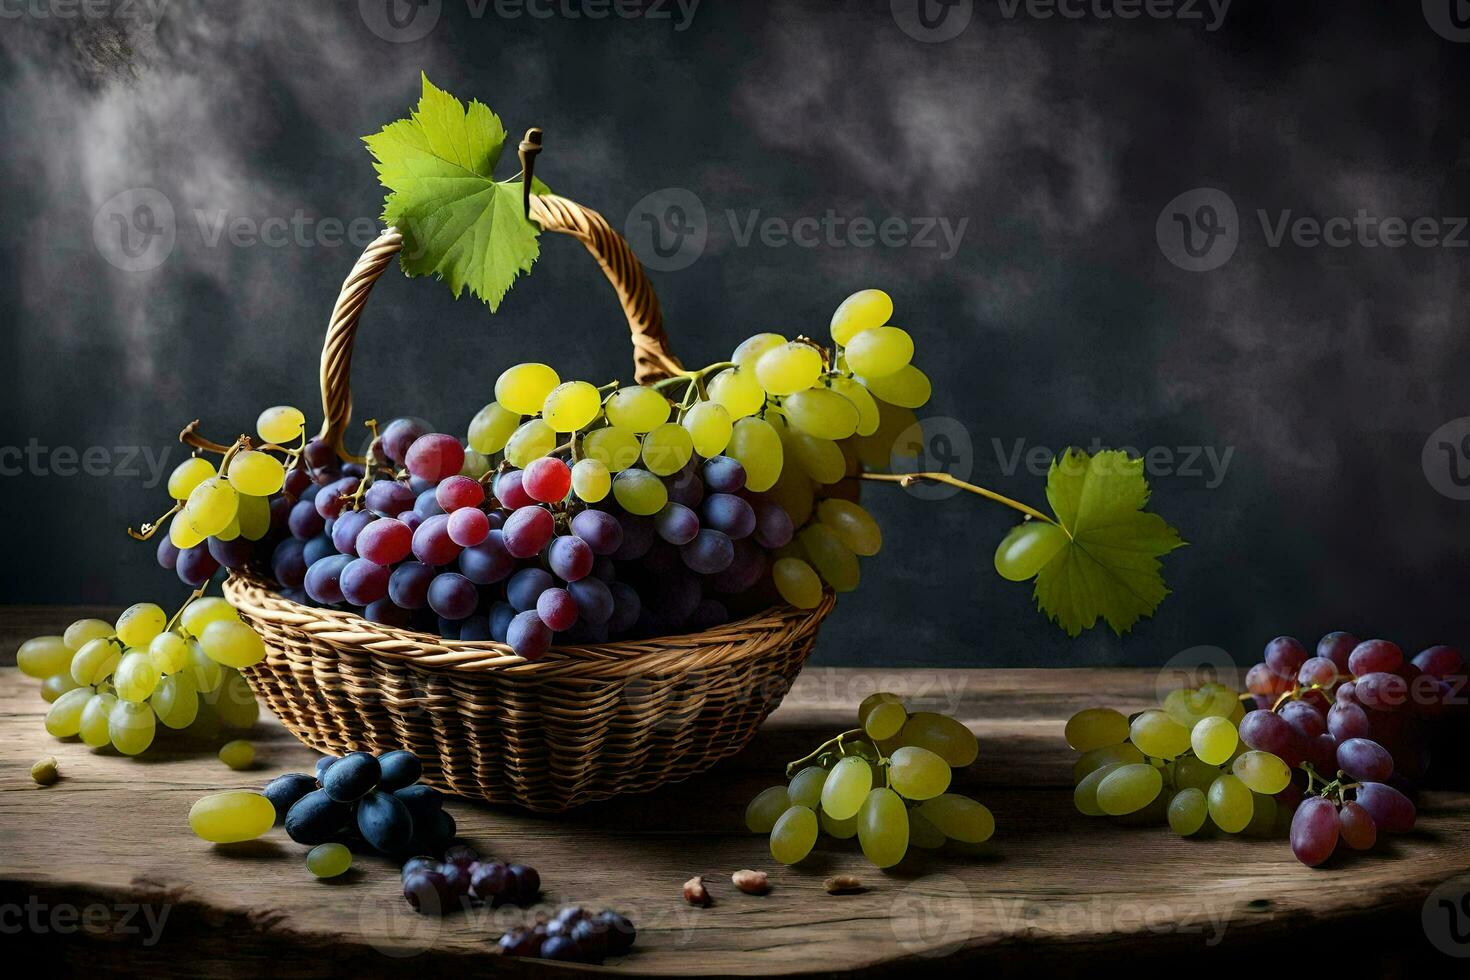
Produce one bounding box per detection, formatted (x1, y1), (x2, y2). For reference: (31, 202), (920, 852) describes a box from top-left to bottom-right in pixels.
(436, 475), (485, 513)
(536, 588), (578, 631)
(358, 517), (413, 565)
(1264, 636), (1308, 679)
(523, 458), (572, 504)
(494, 470), (534, 510)
(1290, 797), (1340, 867)
(1337, 801), (1376, 850)
(1348, 639), (1403, 676)
(503, 506), (554, 558)
(1355, 782), (1415, 833)
(412, 514), (461, 567)
(405, 434), (465, 483)
(447, 508), (490, 548)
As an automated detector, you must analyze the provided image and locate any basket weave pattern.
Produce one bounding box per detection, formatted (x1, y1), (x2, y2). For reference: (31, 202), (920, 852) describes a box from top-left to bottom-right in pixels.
(231, 191), (834, 810)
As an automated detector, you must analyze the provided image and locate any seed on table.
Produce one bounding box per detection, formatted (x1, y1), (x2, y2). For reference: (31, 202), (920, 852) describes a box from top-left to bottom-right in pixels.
(732, 869), (770, 895)
(683, 875), (712, 907)
(824, 875), (865, 895)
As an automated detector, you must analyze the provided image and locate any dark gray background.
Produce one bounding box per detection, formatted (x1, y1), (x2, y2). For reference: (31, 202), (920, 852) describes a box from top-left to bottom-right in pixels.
(3, 0), (1469, 666)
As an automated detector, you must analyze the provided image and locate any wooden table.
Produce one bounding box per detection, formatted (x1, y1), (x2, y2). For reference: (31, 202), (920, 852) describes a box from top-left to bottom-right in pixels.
(3, 608), (1469, 976)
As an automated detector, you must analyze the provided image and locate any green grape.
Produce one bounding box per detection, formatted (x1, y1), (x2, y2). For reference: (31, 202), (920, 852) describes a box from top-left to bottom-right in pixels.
(641, 422), (694, 476)
(219, 739), (255, 770)
(570, 458), (611, 503)
(1129, 710), (1192, 760)
(820, 809), (859, 839)
(827, 376), (880, 436)
(77, 691), (117, 748)
(198, 620), (267, 669)
(845, 326), (914, 378)
(236, 493), (271, 541)
(611, 468), (668, 516)
(755, 342), (824, 396)
(18, 635), (72, 679)
(1096, 763), (1163, 815)
(169, 514), (205, 550)
(583, 425), (642, 472)
(1190, 716), (1238, 766)
(184, 477), (238, 537)
(214, 670), (261, 729)
(780, 427), (845, 485)
(766, 467), (815, 526)
(857, 787), (909, 868)
(830, 288), (892, 345)
(1064, 707), (1129, 753)
(744, 785), (791, 833)
(898, 712), (979, 768)
(773, 557), (823, 609)
(681, 401), (732, 457)
(306, 842), (353, 878)
(71, 637), (120, 686)
(769, 805), (819, 865)
(798, 524), (859, 592)
(1167, 788), (1209, 836)
(993, 522), (1068, 582)
(816, 499), (882, 556)
(468, 401), (521, 454)
(1173, 754), (1221, 793)
(919, 794), (995, 843)
(186, 640), (224, 694)
(707, 367), (766, 419)
(167, 456), (216, 501)
(152, 671), (200, 729)
(505, 418), (556, 467)
(1073, 741), (1145, 782)
(732, 332), (787, 367)
(864, 701), (907, 741)
(188, 791), (275, 844)
(461, 450), (492, 480)
(44, 686), (93, 737)
(114, 651), (159, 702)
(227, 450), (285, 496)
(108, 699), (156, 755)
(605, 386), (671, 432)
(495, 362), (560, 416)
(787, 765), (829, 809)
(1207, 774), (1253, 833)
(861, 365), (931, 408)
(1074, 763), (1121, 815)
(187, 701), (222, 741)
(888, 745), (952, 800)
(181, 597), (238, 638)
(1163, 686), (1237, 727)
(908, 810), (946, 850)
(41, 673), (81, 703)
(1231, 750), (1291, 794)
(116, 602), (167, 647)
(542, 380), (602, 432)
(1243, 792), (1278, 838)
(148, 631), (190, 674)
(64, 618), (114, 651)
(726, 417), (783, 492)
(784, 387), (859, 441)
(858, 691), (903, 727)
(256, 405), (305, 445)
(820, 756), (873, 820)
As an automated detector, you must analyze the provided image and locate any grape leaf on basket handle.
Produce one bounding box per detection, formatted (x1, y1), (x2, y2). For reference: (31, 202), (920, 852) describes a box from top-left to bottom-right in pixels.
(1030, 448), (1186, 636)
(363, 73), (550, 311)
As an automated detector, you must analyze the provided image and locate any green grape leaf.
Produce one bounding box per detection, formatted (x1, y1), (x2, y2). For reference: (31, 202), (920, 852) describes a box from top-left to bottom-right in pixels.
(1031, 448), (1185, 636)
(363, 73), (550, 311)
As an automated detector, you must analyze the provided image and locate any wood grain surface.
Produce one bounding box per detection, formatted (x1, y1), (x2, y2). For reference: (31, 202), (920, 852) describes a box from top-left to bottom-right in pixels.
(2, 607), (1468, 977)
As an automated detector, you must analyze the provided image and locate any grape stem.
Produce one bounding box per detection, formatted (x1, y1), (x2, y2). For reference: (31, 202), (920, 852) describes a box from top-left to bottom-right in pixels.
(163, 581), (210, 633)
(859, 472), (1062, 531)
(126, 500), (182, 541)
(652, 361), (735, 394)
(785, 728), (865, 779)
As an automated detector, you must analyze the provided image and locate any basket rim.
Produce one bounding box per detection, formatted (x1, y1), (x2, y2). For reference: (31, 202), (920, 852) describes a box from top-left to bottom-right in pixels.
(225, 569), (835, 675)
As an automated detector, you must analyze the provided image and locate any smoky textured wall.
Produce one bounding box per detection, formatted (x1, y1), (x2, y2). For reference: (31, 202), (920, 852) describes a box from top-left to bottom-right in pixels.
(2, 0), (1469, 667)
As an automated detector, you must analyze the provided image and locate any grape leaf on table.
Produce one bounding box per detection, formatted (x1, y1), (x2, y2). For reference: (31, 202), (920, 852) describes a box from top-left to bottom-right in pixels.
(363, 73), (550, 311)
(1031, 449), (1185, 636)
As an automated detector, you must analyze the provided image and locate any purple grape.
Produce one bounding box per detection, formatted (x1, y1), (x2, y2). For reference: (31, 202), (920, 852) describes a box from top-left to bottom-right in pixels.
(507, 611), (552, 660)
(357, 518), (413, 565)
(1355, 782), (1415, 833)
(414, 488), (445, 519)
(331, 508), (375, 557)
(1290, 797), (1340, 867)
(364, 598), (411, 627)
(701, 456), (746, 493)
(303, 534), (335, 566)
(1412, 645), (1464, 679)
(1337, 738), (1393, 781)
(701, 494), (755, 539)
(1316, 631), (1358, 672)
(289, 498), (327, 540)
(654, 502), (700, 546)
(303, 438), (335, 469)
(688, 598), (729, 632)
(1264, 636), (1308, 679)
(680, 529), (734, 574)
(380, 418), (429, 465)
(365, 480), (416, 517)
(1279, 699), (1327, 738)
(405, 434), (465, 484)
(488, 602), (515, 642)
(304, 554), (352, 605)
(571, 510), (623, 556)
(156, 536), (180, 570)
(507, 567), (554, 612)
(469, 860), (507, 901)
(611, 515), (654, 561)
(494, 469), (534, 510)
(643, 541), (680, 575)
(548, 535), (594, 582)
(1238, 709), (1298, 760)
(427, 572), (477, 620)
(398, 509), (424, 533)
(607, 582), (641, 634)
(568, 577), (613, 626)
(711, 539), (766, 594)
(315, 477), (360, 520)
(751, 499), (794, 549)
(176, 544), (220, 587)
(388, 561), (434, 610)
(437, 616), (463, 640)
(272, 538), (308, 588)
(459, 531), (515, 585)
(447, 508), (490, 548)
(341, 557), (391, 606)
(1338, 801), (1377, 850)
(540, 936), (579, 961)
(1348, 639), (1404, 676)
(502, 506), (554, 559)
(537, 588), (578, 632)
(284, 465), (311, 497)
(1296, 656), (1340, 690)
(664, 462), (704, 508)
(207, 535), (254, 570)
(269, 495), (293, 531)
(412, 514), (461, 567)
(1354, 672), (1409, 712)
(459, 615), (492, 641)
(1327, 701), (1371, 741)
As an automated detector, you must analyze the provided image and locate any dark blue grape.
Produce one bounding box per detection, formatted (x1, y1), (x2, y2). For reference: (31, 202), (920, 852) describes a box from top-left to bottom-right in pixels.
(284, 789), (353, 845)
(568, 577), (613, 626)
(304, 554), (352, 605)
(681, 529), (734, 574)
(365, 480), (416, 517)
(548, 535), (594, 581)
(570, 510), (622, 555)
(156, 536), (179, 570)
(262, 772), (317, 824)
(289, 499), (326, 540)
(459, 531), (514, 585)
(459, 615), (492, 641)
(489, 601), (516, 642)
(364, 598), (411, 627)
(176, 544), (219, 587)
(701, 456), (746, 492)
(322, 751), (381, 802)
(427, 572), (477, 620)
(610, 515), (654, 561)
(331, 508), (375, 557)
(388, 561), (434, 610)
(701, 494), (755, 539)
(376, 750), (423, 792)
(271, 538), (308, 588)
(392, 783), (443, 825)
(607, 583), (641, 634)
(507, 567), (553, 612)
(358, 789), (415, 855)
(654, 502), (700, 545)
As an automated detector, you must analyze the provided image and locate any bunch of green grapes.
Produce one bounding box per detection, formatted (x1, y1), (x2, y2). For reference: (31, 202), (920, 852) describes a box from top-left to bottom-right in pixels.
(745, 692), (993, 869)
(1067, 684), (1292, 838)
(19, 597), (265, 757)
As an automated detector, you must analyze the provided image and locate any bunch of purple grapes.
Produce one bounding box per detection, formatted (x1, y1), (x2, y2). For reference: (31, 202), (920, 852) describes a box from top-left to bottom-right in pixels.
(1240, 633), (1466, 866)
(497, 905), (638, 963)
(199, 419), (794, 659)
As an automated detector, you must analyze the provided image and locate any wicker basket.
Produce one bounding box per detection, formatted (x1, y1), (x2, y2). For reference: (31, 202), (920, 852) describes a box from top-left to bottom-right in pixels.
(228, 189), (836, 811)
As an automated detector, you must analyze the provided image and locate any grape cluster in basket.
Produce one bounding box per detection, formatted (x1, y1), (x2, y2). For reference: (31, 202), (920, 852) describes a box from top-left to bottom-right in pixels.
(21, 599), (262, 758)
(1068, 633), (1466, 867)
(746, 692), (994, 868)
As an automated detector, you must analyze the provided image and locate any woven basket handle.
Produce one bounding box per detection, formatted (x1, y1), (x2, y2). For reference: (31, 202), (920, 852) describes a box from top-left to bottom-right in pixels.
(317, 195), (685, 459)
